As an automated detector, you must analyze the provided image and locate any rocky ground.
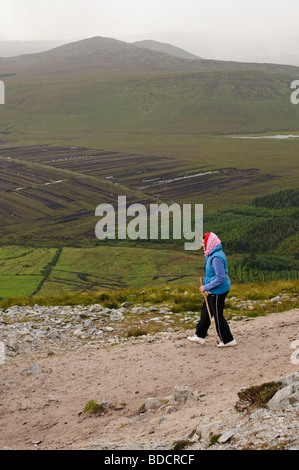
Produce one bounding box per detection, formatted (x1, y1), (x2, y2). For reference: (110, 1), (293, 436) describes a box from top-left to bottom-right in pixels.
(0, 297), (298, 451)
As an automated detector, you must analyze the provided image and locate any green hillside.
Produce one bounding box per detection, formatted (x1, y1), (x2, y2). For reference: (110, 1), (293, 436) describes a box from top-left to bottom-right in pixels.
(1, 37), (299, 142)
(0, 188), (297, 299)
(2, 68), (299, 138)
(0, 37), (298, 298)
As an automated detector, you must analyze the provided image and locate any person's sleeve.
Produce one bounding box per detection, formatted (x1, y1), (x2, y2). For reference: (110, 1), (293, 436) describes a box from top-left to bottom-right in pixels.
(204, 257), (226, 291)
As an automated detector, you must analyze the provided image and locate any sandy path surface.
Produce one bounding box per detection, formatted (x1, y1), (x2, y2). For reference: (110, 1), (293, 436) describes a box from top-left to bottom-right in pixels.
(0, 309), (298, 450)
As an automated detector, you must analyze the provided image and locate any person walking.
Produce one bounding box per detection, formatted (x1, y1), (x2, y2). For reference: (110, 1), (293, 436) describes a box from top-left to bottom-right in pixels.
(187, 232), (237, 348)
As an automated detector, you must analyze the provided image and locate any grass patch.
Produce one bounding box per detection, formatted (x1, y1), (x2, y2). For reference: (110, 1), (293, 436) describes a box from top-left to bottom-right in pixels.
(171, 440), (191, 451)
(83, 400), (105, 416)
(208, 434), (222, 447)
(126, 326), (149, 338)
(230, 279), (298, 300)
(235, 381), (283, 412)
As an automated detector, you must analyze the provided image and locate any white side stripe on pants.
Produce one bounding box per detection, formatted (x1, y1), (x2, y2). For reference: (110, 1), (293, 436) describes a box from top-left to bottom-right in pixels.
(215, 294), (224, 344)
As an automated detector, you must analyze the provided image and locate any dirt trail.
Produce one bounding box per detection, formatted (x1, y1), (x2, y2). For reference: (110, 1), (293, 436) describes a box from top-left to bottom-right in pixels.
(0, 309), (298, 450)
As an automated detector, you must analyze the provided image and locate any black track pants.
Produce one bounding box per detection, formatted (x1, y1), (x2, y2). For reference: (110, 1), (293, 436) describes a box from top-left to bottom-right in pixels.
(196, 291), (234, 344)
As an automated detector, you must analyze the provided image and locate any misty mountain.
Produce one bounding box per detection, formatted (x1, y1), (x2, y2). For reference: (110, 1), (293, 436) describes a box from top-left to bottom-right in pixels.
(0, 36), (204, 74)
(133, 40), (202, 60)
(1, 36), (299, 77)
(125, 32), (299, 67)
(0, 38), (201, 61)
(0, 40), (71, 57)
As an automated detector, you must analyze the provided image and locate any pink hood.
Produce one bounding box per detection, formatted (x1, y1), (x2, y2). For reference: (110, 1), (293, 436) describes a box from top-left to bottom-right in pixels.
(204, 232), (221, 257)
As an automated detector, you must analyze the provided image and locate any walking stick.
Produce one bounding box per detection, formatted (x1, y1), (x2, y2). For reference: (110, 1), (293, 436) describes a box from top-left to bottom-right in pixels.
(200, 278), (220, 344)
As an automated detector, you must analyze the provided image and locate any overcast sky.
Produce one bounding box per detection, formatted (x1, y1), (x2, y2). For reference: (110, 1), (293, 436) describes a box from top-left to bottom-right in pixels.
(1, 0), (299, 63)
(1, 0), (299, 41)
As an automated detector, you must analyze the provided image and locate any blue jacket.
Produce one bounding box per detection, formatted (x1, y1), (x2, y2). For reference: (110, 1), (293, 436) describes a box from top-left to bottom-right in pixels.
(204, 244), (231, 294)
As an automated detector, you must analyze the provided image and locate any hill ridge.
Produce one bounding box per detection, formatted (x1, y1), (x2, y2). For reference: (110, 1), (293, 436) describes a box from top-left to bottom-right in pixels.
(0, 36), (203, 74)
(1, 35), (299, 75)
(133, 39), (202, 60)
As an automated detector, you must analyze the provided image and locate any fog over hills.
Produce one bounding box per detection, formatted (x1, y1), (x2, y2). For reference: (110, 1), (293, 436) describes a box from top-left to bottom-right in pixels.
(0, 40), (70, 57)
(0, 38), (202, 61)
(133, 40), (202, 60)
(1, 31), (299, 66)
(124, 32), (299, 67)
(1, 36), (299, 76)
(0, 36), (203, 74)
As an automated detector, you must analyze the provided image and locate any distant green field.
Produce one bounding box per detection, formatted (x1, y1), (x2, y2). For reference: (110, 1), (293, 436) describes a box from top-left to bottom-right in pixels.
(0, 189), (297, 299)
(0, 246), (57, 298)
(38, 245), (204, 296)
(0, 244), (205, 299)
(0, 275), (43, 298)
